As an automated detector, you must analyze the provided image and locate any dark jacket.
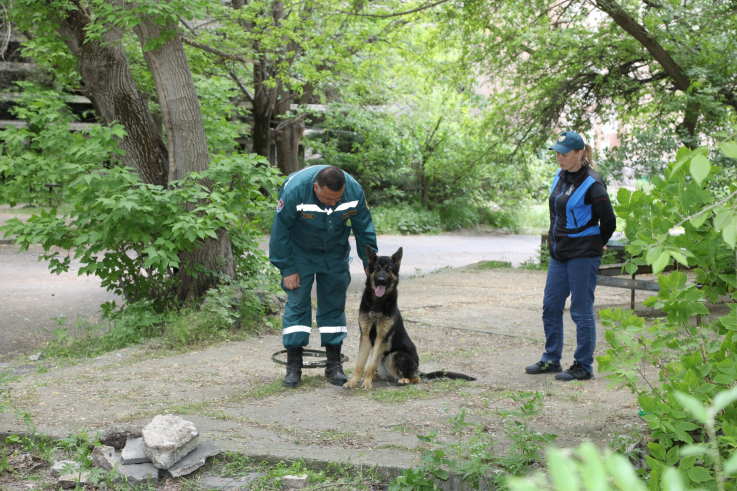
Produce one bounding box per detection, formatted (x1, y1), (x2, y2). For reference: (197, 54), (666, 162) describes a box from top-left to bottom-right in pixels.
(269, 166), (378, 277)
(548, 166), (607, 262)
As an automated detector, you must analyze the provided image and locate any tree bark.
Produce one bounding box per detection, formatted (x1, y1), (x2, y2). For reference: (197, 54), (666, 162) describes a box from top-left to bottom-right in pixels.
(274, 113), (306, 175)
(129, 9), (236, 302)
(55, 0), (169, 186)
(251, 54), (277, 160)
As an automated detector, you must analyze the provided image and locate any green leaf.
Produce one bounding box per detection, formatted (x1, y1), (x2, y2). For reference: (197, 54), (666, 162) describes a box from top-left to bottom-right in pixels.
(648, 442), (666, 461)
(689, 212), (709, 228)
(685, 466), (711, 483)
(718, 141), (737, 160)
(724, 451), (737, 475)
(660, 467), (686, 491)
(547, 448), (579, 491)
(432, 469), (449, 480)
(710, 385), (737, 414)
(652, 252), (671, 275)
(673, 392), (708, 424)
(665, 446), (679, 465)
(617, 187), (632, 204)
(689, 154), (711, 185)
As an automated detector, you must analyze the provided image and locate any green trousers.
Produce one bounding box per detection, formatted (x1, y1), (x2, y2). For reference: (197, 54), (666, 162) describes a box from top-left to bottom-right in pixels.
(281, 250), (351, 349)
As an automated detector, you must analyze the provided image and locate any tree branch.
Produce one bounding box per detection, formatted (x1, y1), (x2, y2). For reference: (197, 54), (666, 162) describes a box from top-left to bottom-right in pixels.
(227, 69), (255, 104)
(673, 188), (737, 229)
(592, 0), (691, 92)
(335, 0), (450, 18)
(180, 36), (259, 65)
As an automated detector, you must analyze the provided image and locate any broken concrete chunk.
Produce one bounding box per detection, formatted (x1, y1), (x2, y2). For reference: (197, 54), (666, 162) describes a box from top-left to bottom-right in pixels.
(199, 473), (263, 490)
(116, 462), (159, 485)
(51, 460), (80, 477)
(59, 471), (91, 489)
(142, 414), (199, 469)
(99, 423), (142, 449)
(282, 474), (309, 489)
(92, 445), (120, 471)
(168, 440), (221, 478)
(28, 352), (44, 361)
(122, 437), (151, 464)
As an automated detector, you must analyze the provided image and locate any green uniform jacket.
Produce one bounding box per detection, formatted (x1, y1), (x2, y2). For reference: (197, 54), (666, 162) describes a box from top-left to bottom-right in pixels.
(269, 166), (378, 277)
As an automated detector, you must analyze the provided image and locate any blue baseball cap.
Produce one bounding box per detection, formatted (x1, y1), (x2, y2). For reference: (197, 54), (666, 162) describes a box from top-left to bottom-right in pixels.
(550, 131), (585, 154)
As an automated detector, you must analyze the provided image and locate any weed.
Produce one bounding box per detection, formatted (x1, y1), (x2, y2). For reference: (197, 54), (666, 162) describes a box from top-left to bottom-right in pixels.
(452, 348), (482, 359)
(419, 352), (438, 363)
(518, 243), (550, 271)
(388, 392), (557, 490)
(475, 260), (513, 270)
(210, 453), (381, 489)
(408, 267), (424, 279)
(430, 266), (452, 274)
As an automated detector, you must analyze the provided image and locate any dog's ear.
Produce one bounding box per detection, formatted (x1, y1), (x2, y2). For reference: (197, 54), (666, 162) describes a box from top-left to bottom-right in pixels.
(392, 247), (403, 267)
(366, 245), (377, 264)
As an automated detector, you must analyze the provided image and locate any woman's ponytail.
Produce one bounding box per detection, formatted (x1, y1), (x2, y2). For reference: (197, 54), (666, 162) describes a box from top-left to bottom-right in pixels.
(583, 144), (597, 170)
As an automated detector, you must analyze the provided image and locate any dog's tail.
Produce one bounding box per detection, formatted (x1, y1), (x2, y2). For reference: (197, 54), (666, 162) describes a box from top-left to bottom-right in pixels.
(421, 371), (476, 381)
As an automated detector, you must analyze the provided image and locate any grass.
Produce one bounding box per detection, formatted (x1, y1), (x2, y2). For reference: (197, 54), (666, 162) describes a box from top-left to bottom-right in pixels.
(207, 452), (383, 490)
(234, 376), (325, 401)
(351, 378), (475, 404)
(475, 260), (513, 270)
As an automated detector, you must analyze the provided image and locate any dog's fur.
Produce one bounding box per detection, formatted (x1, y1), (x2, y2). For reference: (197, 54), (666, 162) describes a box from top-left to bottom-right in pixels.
(343, 246), (476, 389)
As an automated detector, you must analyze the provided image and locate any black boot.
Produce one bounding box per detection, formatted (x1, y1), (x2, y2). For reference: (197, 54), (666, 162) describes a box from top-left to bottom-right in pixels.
(325, 344), (348, 386)
(282, 347), (303, 388)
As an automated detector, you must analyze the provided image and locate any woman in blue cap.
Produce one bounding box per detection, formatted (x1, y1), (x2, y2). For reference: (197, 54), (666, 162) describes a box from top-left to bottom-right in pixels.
(525, 131), (616, 381)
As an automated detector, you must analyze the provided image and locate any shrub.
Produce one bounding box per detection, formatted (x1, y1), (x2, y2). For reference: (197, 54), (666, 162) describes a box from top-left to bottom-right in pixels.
(598, 138), (737, 489)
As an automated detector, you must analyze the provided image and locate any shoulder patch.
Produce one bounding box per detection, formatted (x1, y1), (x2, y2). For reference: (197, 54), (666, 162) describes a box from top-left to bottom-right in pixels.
(342, 209), (358, 219)
(276, 198), (284, 213)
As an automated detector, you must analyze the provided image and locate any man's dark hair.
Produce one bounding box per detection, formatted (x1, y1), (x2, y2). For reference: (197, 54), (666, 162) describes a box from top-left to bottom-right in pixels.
(315, 166), (346, 192)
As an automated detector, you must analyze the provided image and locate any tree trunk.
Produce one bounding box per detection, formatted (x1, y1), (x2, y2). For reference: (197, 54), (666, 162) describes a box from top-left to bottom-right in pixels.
(251, 54), (276, 160)
(274, 114), (305, 175)
(130, 11), (236, 302)
(55, 0), (169, 186)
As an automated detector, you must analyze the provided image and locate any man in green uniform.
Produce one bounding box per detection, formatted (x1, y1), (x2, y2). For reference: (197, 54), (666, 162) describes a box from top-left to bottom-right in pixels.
(269, 165), (378, 388)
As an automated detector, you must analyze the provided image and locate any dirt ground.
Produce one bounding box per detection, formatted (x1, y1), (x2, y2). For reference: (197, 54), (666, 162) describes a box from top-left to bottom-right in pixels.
(0, 261), (670, 489)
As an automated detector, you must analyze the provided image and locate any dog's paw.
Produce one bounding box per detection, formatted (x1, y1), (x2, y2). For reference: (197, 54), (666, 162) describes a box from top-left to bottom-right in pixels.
(398, 376), (421, 385)
(360, 380), (374, 389)
(343, 380), (358, 389)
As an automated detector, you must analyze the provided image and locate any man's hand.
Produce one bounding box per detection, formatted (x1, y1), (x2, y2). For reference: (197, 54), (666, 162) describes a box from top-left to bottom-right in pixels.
(284, 273), (300, 290)
(603, 246), (608, 253)
(364, 267), (369, 276)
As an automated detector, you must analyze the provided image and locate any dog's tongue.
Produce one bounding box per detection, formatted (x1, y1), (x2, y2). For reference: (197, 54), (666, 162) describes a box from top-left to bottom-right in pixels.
(375, 285), (386, 297)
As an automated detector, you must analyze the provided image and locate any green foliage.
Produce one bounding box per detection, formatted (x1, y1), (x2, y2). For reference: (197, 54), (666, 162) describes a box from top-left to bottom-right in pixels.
(519, 243), (550, 271)
(389, 393), (556, 490)
(476, 260), (513, 270)
(371, 204), (443, 235)
(598, 136), (737, 490)
(508, 388), (737, 491)
(0, 83), (121, 207)
(44, 275), (280, 359)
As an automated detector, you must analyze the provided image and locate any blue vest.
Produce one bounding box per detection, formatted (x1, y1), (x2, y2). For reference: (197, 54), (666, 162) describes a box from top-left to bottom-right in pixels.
(548, 167), (605, 262)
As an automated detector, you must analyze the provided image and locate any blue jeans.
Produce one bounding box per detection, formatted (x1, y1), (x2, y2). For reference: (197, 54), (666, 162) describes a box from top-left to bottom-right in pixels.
(541, 256), (601, 373)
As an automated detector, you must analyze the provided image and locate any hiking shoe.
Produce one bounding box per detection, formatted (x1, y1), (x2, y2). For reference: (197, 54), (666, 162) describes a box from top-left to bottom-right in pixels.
(555, 361), (594, 381)
(525, 360), (562, 374)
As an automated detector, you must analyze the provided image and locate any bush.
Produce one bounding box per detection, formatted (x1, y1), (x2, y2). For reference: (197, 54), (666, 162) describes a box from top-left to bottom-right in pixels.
(371, 204), (443, 235)
(598, 138), (737, 489)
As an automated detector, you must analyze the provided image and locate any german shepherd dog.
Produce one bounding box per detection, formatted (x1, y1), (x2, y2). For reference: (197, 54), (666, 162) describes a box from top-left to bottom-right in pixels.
(343, 246), (476, 389)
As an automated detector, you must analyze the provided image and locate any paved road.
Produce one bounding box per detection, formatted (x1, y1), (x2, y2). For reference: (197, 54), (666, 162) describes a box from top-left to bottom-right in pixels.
(1, 234), (540, 360)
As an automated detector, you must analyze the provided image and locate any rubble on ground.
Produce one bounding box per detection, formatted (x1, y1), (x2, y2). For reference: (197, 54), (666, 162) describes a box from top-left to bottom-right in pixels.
(55, 415), (221, 488)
